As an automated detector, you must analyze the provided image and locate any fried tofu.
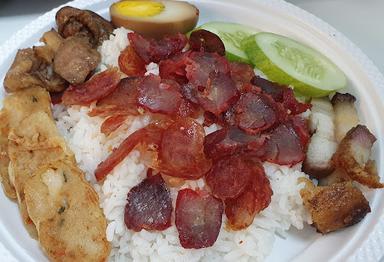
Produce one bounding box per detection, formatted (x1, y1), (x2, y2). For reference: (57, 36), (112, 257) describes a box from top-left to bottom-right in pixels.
(2, 87), (71, 237)
(0, 86), (110, 261)
(8, 143), (69, 238)
(3, 87), (52, 128)
(24, 160), (110, 262)
(0, 111), (16, 199)
(301, 179), (370, 234)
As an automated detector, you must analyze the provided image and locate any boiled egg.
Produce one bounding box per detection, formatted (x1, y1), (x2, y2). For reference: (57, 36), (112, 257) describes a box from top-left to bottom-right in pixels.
(110, 0), (199, 38)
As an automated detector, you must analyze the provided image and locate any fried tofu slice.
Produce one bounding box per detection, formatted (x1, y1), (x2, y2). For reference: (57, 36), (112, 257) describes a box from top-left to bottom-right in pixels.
(332, 125), (383, 188)
(0, 87), (56, 201)
(0, 111), (16, 199)
(3, 87), (52, 128)
(24, 160), (110, 262)
(300, 179), (370, 234)
(3, 87), (73, 237)
(8, 144), (69, 238)
(8, 111), (69, 151)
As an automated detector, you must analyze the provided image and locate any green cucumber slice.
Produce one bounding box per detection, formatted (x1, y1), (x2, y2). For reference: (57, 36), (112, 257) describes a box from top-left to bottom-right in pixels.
(242, 32), (347, 97)
(196, 22), (259, 63)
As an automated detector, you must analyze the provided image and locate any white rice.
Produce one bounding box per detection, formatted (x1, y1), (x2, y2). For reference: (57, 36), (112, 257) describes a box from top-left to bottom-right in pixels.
(52, 27), (312, 262)
(98, 28), (132, 68)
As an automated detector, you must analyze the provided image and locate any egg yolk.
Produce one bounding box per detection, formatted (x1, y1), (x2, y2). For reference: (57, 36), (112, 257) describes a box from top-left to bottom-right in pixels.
(114, 1), (165, 17)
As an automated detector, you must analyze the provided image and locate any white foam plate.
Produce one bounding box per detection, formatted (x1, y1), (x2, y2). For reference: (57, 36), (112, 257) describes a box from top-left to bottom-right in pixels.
(0, 0), (383, 261)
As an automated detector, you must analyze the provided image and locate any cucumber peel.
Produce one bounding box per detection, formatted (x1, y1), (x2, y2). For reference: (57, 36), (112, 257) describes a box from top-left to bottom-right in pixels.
(242, 32), (347, 97)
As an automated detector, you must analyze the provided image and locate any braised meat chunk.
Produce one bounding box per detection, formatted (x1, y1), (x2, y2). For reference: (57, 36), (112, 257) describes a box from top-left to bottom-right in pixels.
(53, 36), (100, 84)
(301, 180), (370, 234)
(56, 6), (114, 47)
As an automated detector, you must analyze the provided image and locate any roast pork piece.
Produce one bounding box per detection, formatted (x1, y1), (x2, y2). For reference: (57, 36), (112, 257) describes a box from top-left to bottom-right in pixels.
(332, 125), (383, 188)
(301, 180), (370, 234)
(303, 98), (337, 179)
(331, 92), (359, 143)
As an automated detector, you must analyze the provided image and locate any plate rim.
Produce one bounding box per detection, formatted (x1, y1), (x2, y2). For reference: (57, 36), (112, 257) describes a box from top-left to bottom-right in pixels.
(0, 0), (383, 261)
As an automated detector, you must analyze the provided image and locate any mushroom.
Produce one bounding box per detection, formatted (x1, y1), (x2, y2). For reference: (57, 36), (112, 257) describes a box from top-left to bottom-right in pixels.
(55, 6), (114, 47)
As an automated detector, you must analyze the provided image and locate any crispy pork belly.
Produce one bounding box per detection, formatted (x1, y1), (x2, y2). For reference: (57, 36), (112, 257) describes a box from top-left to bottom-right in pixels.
(303, 98), (337, 179)
(333, 125), (383, 188)
(318, 169), (350, 186)
(331, 93), (359, 143)
(301, 180), (370, 234)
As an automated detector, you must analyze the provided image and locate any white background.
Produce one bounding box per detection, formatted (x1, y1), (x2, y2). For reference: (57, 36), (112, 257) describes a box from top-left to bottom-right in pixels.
(0, 0), (383, 73)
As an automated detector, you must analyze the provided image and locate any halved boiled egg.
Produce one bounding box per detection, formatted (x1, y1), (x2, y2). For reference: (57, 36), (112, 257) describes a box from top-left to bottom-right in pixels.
(110, 0), (199, 38)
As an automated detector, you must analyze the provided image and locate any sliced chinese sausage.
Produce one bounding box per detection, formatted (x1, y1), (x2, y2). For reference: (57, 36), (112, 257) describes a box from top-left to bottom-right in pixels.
(204, 127), (266, 160)
(125, 175), (172, 231)
(95, 124), (165, 181)
(281, 88), (311, 115)
(159, 52), (190, 85)
(128, 32), (187, 63)
(175, 189), (223, 249)
(118, 45), (146, 77)
(160, 118), (212, 179)
(234, 93), (282, 135)
(225, 161), (272, 230)
(252, 76), (310, 115)
(185, 52), (230, 88)
(62, 68), (121, 106)
(137, 75), (184, 116)
(260, 121), (307, 165)
(205, 154), (254, 200)
(229, 62), (257, 93)
(189, 29), (225, 56)
(100, 114), (127, 136)
(90, 77), (141, 117)
(252, 76), (284, 101)
(196, 72), (239, 115)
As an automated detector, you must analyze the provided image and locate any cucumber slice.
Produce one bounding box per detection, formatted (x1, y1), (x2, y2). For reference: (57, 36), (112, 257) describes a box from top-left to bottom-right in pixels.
(196, 22), (259, 63)
(242, 32), (347, 97)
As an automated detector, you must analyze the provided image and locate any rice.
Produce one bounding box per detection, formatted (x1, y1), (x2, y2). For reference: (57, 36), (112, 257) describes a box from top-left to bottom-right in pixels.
(98, 28), (132, 68)
(52, 27), (312, 262)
